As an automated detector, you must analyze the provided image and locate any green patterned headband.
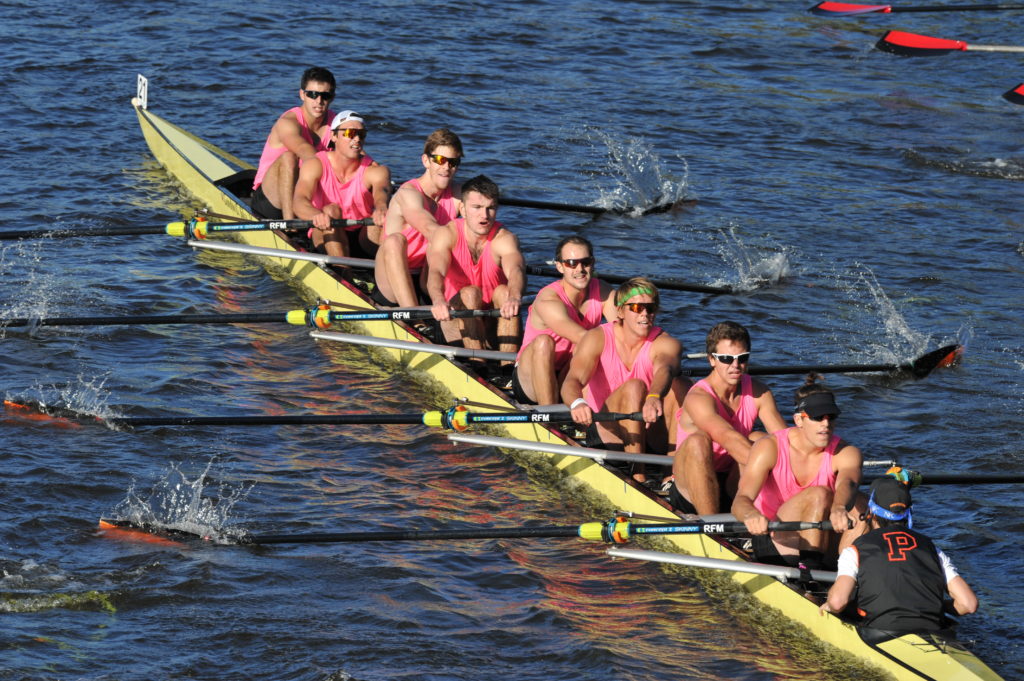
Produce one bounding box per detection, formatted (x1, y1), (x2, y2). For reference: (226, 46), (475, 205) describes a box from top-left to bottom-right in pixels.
(617, 285), (655, 306)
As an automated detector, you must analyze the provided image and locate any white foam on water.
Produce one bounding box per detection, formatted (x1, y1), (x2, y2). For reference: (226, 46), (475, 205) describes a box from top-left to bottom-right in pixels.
(583, 129), (692, 215)
(109, 459), (253, 543)
(710, 224), (791, 292)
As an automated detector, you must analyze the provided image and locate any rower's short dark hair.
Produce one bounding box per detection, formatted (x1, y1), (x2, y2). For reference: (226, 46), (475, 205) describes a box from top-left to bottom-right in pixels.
(424, 128), (464, 157)
(300, 67), (336, 90)
(555, 235), (593, 262)
(462, 175), (500, 203)
(705, 321), (750, 356)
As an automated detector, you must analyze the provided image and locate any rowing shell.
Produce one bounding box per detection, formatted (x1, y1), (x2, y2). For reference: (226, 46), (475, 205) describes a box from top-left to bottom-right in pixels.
(131, 77), (1002, 681)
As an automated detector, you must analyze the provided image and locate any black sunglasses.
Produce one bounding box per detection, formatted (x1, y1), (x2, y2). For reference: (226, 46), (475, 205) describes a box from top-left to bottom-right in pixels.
(303, 89), (335, 101)
(558, 257), (594, 269)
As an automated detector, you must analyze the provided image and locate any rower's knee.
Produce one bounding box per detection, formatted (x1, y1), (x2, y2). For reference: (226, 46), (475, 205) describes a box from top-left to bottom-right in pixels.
(682, 432), (714, 464)
(461, 285), (484, 309)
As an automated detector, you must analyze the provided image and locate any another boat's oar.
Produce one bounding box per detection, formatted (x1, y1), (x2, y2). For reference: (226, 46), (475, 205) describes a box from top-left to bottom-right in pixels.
(0, 306), (499, 330)
(98, 517), (830, 546)
(0, 217), (372, 242)
(109, 408), (642, 431)
(524, 265), (734, 295)
(1003, 83), (1024, 104)
(877, 30), (1024, 55)
(609, 547), (839, 583)
(715, 344), (963, 380)
(863, 470), (1024, 485)
(811, 1), (1024, 15)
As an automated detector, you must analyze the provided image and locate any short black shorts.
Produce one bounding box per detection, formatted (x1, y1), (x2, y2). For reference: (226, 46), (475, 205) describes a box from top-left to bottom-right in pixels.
(510, 366), (534, 405)
(250, 184), (283, 220)
(369, 272), (428, 307)
(666, 470), (732, 515)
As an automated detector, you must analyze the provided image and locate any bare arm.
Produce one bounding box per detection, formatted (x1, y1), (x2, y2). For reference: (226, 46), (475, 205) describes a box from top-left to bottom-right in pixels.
(425, 225), (455, 321)
(495, 231), (525, 319)
(643, 334), (682, 423)
(753, 381), (788, 433)
(292, 158), (335, 228)
(948, 575), (978, 616)
(364, 164), (391, 228)
(732, 435), (777, 534)
(561, 327), (604, 426)
(275, 114), (318, 161)
(686, 389), (759, 465)
(822, 575), (856, 615)
(830, 442), (863, 532)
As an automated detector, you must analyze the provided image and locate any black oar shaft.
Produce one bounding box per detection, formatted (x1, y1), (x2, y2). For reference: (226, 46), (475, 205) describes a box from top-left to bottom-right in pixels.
(246, 526), (584, 545)
(525, 265), (733, 295)
(112, 413), (431, 427)
(890, 3), (1024, 11)
(4, 313), (287, 327)
(502, 196), (606, 215)
(0, 226), (170, 239)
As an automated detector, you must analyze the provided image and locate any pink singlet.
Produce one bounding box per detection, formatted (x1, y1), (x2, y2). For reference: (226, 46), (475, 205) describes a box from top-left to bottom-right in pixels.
(753, 427), (841, 520)
(400, 178), (459, 270)
(310, 152), (375, 228)
(583, 323), (662, 410)
(675, 375), (758, 472)
(252, 106), (335, 189)
(442, 220), (507, 303)
(516, 278), (605, 370)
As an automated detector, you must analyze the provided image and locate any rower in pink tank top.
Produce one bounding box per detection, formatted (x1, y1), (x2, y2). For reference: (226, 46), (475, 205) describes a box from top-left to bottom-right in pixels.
(675, 375), (758, 472)
(754, 427), (840, 519)
(583, 323), (662, 410)
(516, 278), (605, 370)
(253, 106), (335, 189)
(400, 178), (459, 270)
(310, 152), (375, 228)
(442, 220), (506, 303)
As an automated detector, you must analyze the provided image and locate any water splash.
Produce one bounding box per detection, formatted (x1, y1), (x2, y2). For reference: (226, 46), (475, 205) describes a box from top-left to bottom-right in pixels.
(586, 129), (692, 215)
(711, 224), (791, 292)
(109, 459), (253, 544)
(0, 234), (78, 331)
(3, 373), (116, 423)
(902, 148), (1024, 181)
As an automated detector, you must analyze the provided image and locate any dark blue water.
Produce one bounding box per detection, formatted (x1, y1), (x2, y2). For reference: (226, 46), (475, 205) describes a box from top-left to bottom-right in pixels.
(1, 1), (1021, 679)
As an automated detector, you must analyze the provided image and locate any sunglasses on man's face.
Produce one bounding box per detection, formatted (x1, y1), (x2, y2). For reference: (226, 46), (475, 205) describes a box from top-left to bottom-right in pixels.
(711, 352), (750, 365)
(558, 256), (594, 269)
(623, 302), (658, 314)
(803, 412), (838, 423)
(427, 154), (461, 168)
(336, 128), (366, 139)
(303, 89), (335, 101)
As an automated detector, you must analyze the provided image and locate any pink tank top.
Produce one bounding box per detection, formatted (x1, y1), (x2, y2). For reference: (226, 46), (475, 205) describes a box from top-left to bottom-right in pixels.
(516, 278), (605, 370)
(754, 427), (840, 519)
(253, 106), (335, 189)
(442, 220), (507, 303)
(311, 152), (375, 228)
(400, 179), (459, 270)
(583, 323), (662, 410)
(675, 375), (758, 472)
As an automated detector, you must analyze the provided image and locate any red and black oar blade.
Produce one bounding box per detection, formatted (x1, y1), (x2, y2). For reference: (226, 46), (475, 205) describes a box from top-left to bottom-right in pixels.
(1004, 83), (1024, 104)
(910, 343), (962, 378)
(810, 2), (892, 15)
(3, 399), (84, 429)
(97, 519), (191, 547)
(877, 30), (966, 55)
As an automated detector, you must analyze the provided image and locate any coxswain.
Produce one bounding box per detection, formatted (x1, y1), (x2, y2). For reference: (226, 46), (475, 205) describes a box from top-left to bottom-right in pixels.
(251, 67), (337, 220)
(425, 174), (525, 355)
(666, 321), (787, 514)
(292, 110), (391, 258)
(561, 278), (690, 481)
(373, 128), (463, 308)
(820, 476), (979, 635)
(511, 236), (616, 405)
(732, 377), (865, 568)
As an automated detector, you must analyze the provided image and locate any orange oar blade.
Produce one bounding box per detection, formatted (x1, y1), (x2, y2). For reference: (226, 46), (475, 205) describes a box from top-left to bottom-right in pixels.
(1004, 83), (1024, 104)
(810, 2), (892, 15)
(877, 30), (967, 55)
(3, 400), (83, 429)
(97, 519), (187, 548)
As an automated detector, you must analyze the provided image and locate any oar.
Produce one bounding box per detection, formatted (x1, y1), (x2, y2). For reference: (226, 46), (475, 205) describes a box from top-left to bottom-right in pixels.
(699, 343), (962, 379)
(0, 218), (372, 242)
(525, 265), (734, 295)
(1004, 83), (1024, 104)
(1, 306), (499, 330)
(609, 547), (839, 584)
(876, 30), (1024, 55)
(811, 1), (1024, 15)
(98, 517), (830, 546)
(500, 195), (689, 216)
(863, 471), (1024, 485)
(108, 408), (642, 431)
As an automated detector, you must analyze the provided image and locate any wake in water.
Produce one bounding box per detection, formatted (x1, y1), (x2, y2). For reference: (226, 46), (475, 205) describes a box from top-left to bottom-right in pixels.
(710, 224), (791, 292)
(108, 459), (253, 543)
(583, 128), (693, 215)
(902, 148), (1024, 181)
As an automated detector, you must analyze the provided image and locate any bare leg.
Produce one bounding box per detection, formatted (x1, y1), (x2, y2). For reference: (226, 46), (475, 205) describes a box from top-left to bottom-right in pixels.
(491, 284), (520, 359)
(773, 486), (831, 556)
(450, 286), (487, 350)
(262, 152), (299, 220)
(517, 335), (557, 404)
(673, 432), (720, 514)
(374, 234), (417, 307)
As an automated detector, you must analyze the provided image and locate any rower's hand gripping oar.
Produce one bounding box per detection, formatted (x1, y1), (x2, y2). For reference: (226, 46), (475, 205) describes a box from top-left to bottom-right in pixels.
(99, 516), (834, 546)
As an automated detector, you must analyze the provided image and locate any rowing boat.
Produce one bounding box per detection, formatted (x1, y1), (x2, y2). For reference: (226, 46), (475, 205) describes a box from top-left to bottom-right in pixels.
(131, 76), (1003, 681)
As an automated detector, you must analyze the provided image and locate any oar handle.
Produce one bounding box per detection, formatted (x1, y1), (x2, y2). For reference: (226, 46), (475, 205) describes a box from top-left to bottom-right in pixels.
(165, 217), (372, 239)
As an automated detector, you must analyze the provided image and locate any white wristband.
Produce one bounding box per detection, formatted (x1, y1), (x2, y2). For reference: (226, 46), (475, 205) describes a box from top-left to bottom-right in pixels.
(570, 397), (588, 410)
